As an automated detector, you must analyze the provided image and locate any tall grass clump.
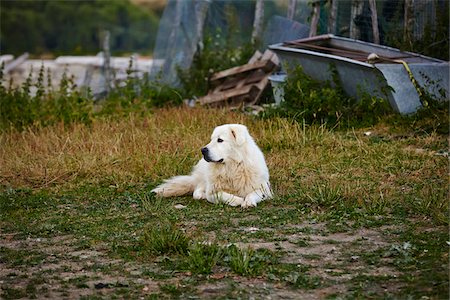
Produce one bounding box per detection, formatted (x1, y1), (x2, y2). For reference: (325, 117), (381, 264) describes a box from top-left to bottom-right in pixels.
(142, 222), (190, 256)
(225, 245), (275, 276)
(187, 242), (223, 275)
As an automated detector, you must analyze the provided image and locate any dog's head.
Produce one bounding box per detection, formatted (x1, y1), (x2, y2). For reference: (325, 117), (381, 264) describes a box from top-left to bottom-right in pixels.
(201, 124), (249, 164)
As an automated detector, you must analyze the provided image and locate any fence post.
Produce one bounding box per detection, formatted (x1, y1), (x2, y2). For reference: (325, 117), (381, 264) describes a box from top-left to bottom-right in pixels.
(327, 0), (338, 34)
(195, 0), (210, 52)
(350, 0), (363, 39)
(252, 0), (264, 45)
(102, 30), (111, 95)
(309, 1), (320, 37)
(368, 0), (380, 44)
(287, 0), (297, 20)
(404, 0), (414, 48)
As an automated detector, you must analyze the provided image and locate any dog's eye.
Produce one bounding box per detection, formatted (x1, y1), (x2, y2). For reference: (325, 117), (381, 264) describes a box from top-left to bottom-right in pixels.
(217, 138), (223, 143)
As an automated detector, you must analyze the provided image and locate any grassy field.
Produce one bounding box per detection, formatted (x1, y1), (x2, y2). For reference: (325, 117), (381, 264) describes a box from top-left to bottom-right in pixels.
(0, 107), (448, 299)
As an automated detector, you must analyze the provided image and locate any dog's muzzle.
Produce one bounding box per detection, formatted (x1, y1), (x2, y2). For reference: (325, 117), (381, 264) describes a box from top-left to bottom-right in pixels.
(201, 147), (223, 163)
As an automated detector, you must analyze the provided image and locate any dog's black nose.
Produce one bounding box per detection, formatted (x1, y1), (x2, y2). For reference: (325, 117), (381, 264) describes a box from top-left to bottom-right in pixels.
(201, 147), (208, 155)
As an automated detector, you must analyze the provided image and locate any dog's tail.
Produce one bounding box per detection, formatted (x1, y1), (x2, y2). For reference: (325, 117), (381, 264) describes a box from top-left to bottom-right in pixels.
(151, 175), (196, 197)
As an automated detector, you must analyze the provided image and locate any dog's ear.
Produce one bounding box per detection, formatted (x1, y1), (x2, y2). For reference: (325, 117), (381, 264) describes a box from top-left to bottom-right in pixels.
(230, 126), (246, 146)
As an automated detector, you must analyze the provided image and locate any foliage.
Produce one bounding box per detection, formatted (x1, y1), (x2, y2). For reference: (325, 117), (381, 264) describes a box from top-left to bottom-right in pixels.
(0, 61), (181, 131)
(177, 31), (255, 99)
(187, 243), (223, 275)
(100, 60), (183, 116)
(0, 63), (92, 130)
(261, 65), (394, 128)
(0, 0), (159, 56)
(142, 221), (189, 256)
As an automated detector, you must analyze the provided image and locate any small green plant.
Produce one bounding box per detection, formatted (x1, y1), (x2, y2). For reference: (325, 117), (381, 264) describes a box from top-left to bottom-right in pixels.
(187, 242), (223, 275)
(142, 222), (189, 256)
(225, 245), (275, 276)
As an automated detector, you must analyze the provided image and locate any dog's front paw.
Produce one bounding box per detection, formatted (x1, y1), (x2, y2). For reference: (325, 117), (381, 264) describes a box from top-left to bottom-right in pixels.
(225, 196), (244, 207)
(241, 198), (257, 208)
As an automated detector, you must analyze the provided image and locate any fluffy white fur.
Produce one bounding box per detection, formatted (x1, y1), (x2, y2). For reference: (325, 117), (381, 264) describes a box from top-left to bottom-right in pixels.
(151, 124), (272, 208)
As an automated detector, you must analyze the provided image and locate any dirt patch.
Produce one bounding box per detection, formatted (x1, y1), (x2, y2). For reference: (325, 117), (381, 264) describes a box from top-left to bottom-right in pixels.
(0, 223), (403, 299)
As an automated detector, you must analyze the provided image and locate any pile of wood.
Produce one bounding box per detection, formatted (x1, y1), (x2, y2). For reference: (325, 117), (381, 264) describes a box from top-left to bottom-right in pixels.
(198, 50), (279, 108)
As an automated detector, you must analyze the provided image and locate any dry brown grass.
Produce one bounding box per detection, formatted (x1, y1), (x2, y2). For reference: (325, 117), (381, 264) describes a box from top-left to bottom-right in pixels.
(0, 107), (447, 210)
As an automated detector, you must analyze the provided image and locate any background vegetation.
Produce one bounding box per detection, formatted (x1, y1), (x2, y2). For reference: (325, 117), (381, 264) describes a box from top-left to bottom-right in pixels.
(0, 0), (160, 56)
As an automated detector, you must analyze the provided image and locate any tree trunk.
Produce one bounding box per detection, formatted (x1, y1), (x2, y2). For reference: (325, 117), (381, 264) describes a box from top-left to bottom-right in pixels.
(327, 0), (338, 34)
(309, 1), (320, 37)
(252, 0), (264, 45)
(368, 0), (380, 44)
(350, 0), (363, 39)
(287, 0), (297, 20)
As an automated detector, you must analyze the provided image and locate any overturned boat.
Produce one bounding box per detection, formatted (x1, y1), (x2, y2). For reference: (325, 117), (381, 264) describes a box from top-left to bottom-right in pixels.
(270, 34), (449, 114)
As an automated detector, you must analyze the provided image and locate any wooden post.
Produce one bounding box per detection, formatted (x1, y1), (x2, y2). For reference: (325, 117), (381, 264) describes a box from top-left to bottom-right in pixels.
(327, 0), (338, 34)
(309, 1), (320, 37)
(368, 0), (380, 44)
(102, 30), (111, 94)
(252, 0), (264, 45)
(195, 0), (210, 52)
(350, 0), (363, 39)
(287, 0), (297, 20)
(404, 0), (414, 47)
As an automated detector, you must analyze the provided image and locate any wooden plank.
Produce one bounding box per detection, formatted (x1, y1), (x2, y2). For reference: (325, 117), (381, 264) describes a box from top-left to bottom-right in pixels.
(219, 76), (244, 91)
(248, 50), (263, 64)
(211, 59), (273, 81)
(198, 49), (279, 107)
(244, 69), (266, 85)
(199, 85), (253, 105)
(4, 53), (29, 73)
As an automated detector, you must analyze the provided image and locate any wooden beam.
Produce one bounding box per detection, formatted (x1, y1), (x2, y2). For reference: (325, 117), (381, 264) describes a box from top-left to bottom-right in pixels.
(210, 59), (275, 82)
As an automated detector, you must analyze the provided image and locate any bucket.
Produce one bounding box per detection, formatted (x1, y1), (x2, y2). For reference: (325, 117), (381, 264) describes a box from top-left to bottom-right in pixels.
(268, 72), (287, 105)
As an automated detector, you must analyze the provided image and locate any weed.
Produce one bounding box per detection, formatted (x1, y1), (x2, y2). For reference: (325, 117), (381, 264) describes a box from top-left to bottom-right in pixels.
(142, 222), (190, 256)
(225, 245), (276, 277)
(159, 283), (181, 297)
(187, 242), (222, 275)
(284, 272), (323, 289)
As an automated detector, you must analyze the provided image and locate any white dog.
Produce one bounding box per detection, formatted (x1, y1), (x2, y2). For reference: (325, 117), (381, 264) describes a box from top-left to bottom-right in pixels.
(152, 124), (272, 208)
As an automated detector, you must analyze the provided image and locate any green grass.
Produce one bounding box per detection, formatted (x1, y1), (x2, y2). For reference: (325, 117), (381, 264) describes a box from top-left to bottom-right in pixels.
(0, 107), (448, 299)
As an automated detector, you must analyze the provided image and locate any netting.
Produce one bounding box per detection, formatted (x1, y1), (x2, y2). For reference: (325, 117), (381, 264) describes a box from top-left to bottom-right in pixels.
(150, 0), (258, 86)
(150, 0), (448, 86)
